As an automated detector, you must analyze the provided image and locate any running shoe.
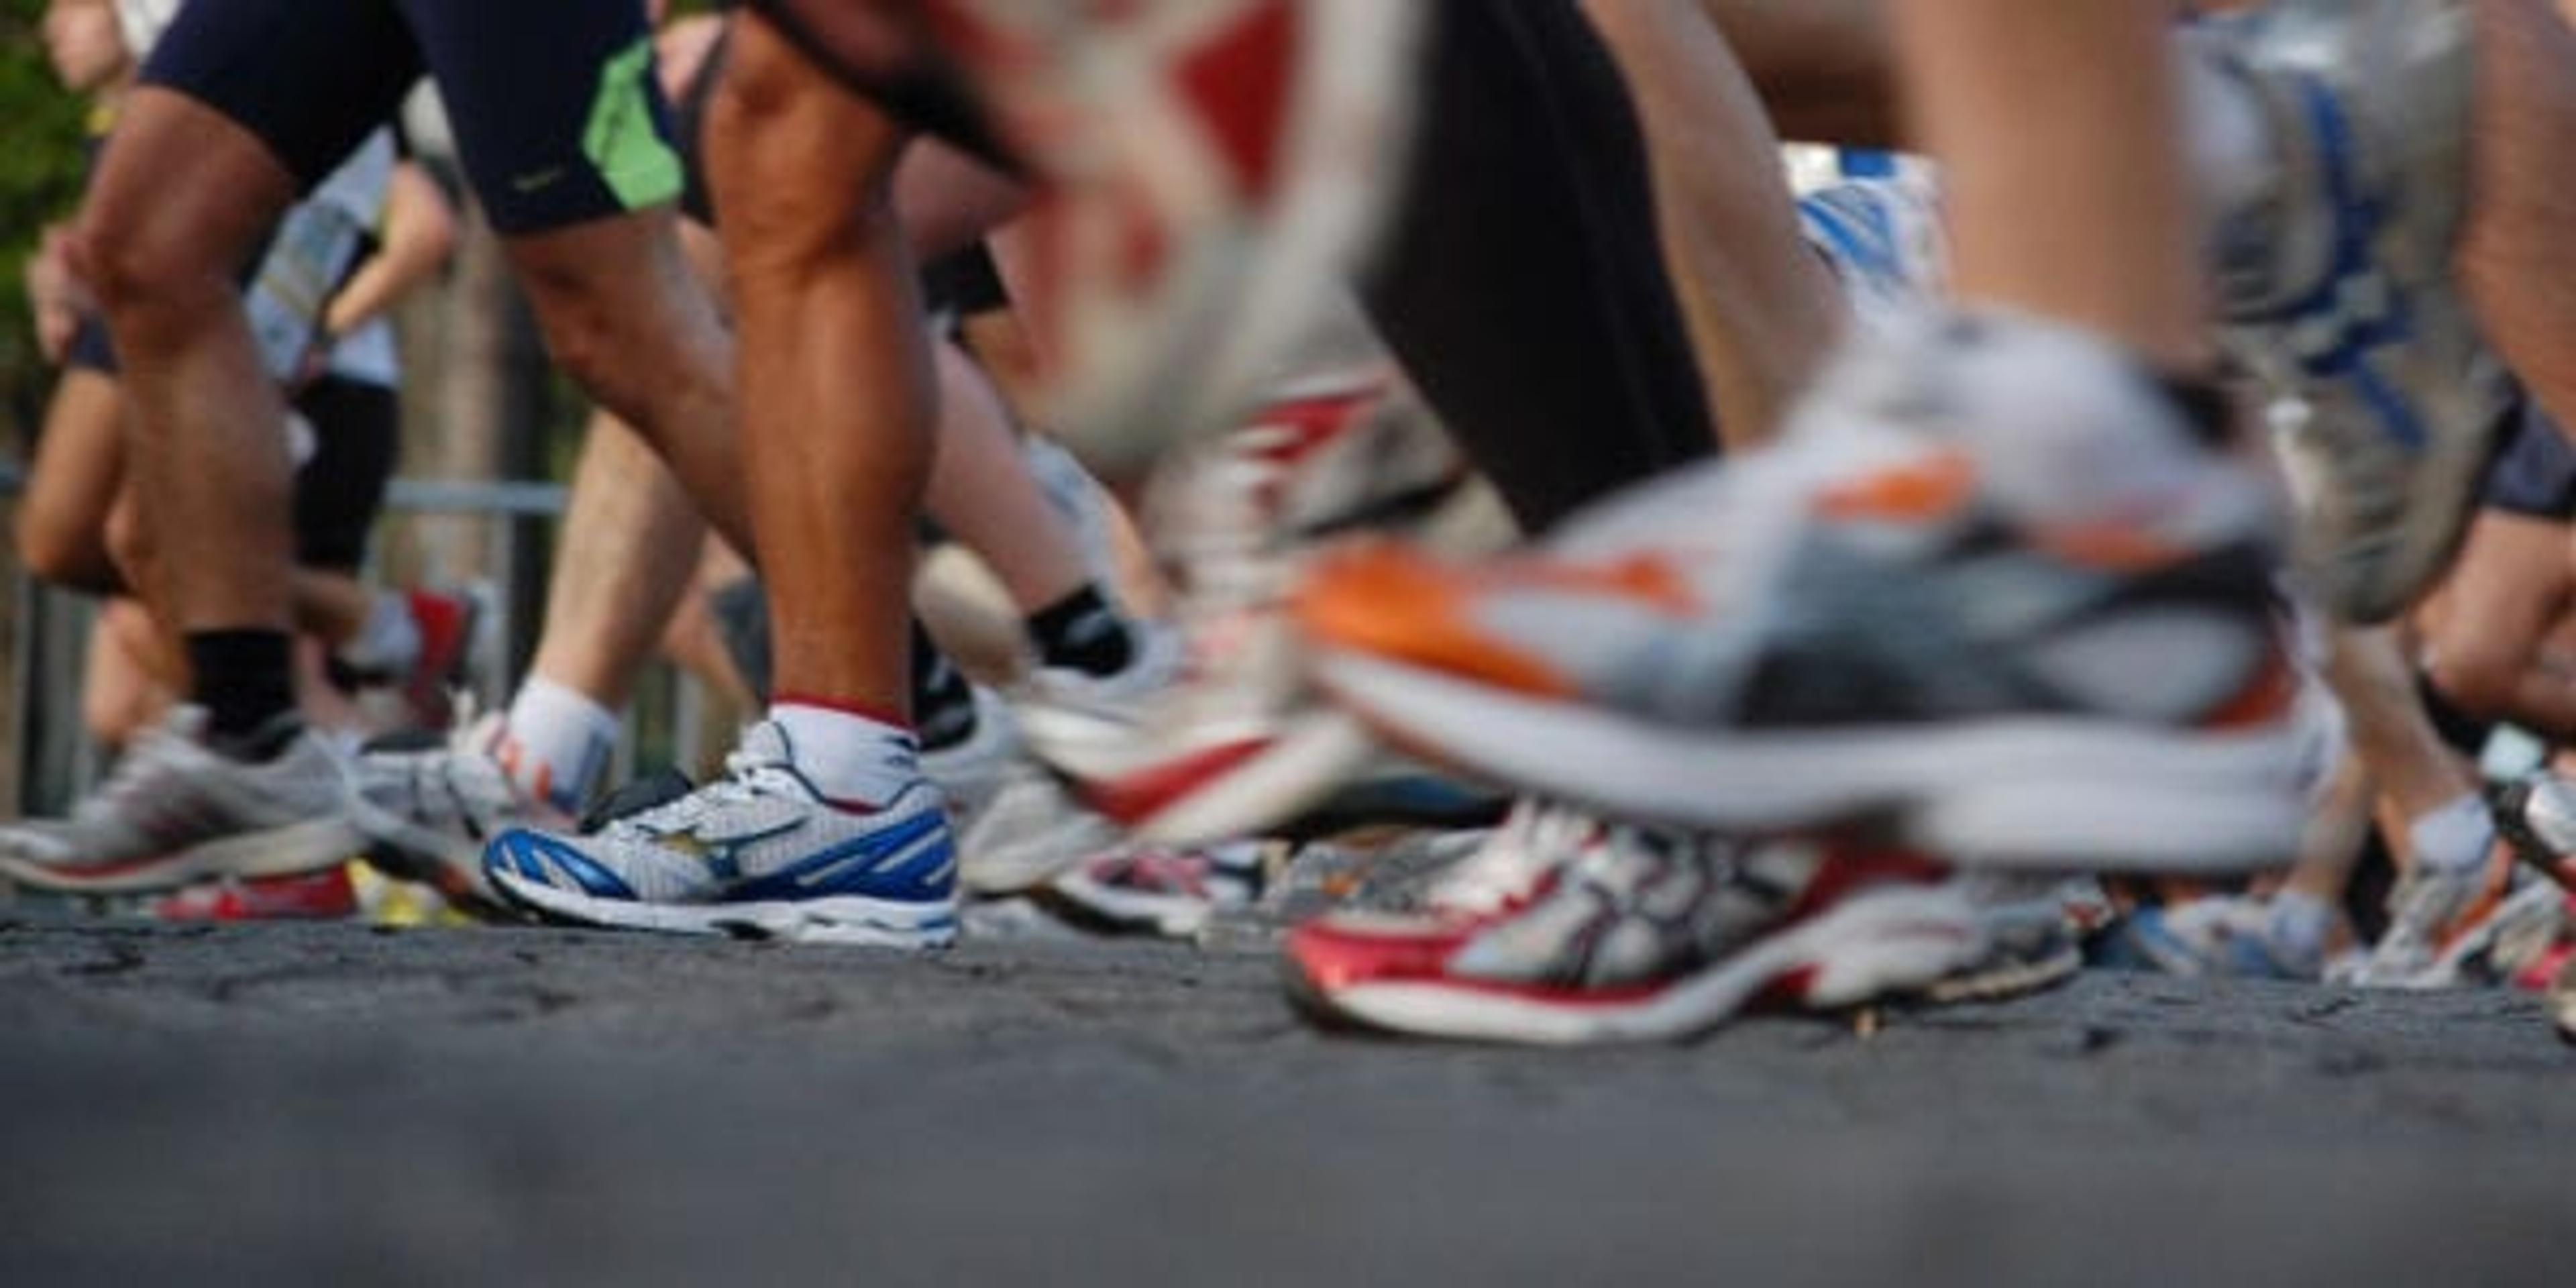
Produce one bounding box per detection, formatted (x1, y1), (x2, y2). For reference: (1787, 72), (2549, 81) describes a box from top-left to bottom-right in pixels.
(957, 767), (1122, 895)
(1019, 378), (1487, 843)
(1796, 172), (1948, 332)
(2356, 860), (2565, 989)
(0, 708), (362, 894)
(1283, 822), (1984, 1045)
(347, 710), (572, 910)
(902, 0), (1432, 465)
(1043, 840), (1270, 939)
(2198, 0), (2506, 623)
(922, 684), (1024, 839)
(2107, 896), (2318, 981)
(1299, 312), (2307, 870)
(2492, 769), (2576, 893)
(1925, 872), (2088, 1004)
(482, 721), (959, 947)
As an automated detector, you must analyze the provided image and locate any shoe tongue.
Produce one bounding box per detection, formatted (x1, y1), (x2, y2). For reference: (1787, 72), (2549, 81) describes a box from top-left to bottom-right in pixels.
(580, 768), (696, 835)
(740, 720), (797, 768)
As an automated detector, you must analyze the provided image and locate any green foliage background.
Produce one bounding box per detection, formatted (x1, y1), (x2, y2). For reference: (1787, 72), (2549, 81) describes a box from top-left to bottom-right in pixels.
(1, 0), (101, 447)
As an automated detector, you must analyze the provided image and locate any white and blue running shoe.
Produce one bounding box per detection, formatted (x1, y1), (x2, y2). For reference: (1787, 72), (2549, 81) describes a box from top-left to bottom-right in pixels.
(482, 722), (959, 947)
(2198, 0), (2506, 623)
(1796, 172), (1947, 333)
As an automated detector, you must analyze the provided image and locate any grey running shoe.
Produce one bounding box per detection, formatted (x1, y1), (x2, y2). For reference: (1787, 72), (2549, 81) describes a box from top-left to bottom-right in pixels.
(0, 708), (360, 894)
(2200, 0), (2507, 622)
(347, 710), (568, 909)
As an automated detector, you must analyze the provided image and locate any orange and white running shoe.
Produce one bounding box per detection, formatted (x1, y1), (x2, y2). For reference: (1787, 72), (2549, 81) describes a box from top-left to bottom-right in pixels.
(1297, 312), (2310, 871)
(903, 0), (1430, 468)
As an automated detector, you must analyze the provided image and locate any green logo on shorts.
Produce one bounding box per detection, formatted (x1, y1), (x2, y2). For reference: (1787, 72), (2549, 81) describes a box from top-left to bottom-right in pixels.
(584, 37), (684, 211)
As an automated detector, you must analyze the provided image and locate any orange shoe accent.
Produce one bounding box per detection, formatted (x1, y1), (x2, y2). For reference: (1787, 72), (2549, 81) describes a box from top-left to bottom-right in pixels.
(2032, 521), (2197, 574)
(1815, 450), (1976, 524)
(2200, 647), (2298, 731)
(1297, 543), (1697, 696)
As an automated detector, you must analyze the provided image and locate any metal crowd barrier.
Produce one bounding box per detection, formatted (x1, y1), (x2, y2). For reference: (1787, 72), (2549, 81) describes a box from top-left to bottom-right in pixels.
(0, 464), (727, 820)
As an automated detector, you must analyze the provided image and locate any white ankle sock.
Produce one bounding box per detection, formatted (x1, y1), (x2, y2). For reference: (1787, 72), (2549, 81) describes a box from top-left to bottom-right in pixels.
(499, 678), (619, 814)
(2407, 793), (2495, 876)
(769, 702), (920, 810)
(2265, 890), (2332, 968)
(337, 592), (423, 674)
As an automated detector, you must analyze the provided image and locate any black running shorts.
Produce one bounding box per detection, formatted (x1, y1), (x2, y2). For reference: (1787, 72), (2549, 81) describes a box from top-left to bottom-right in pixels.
(2481, 400), (2576, 522)
(289, 376), (401, 572)
(143, 0), (682, 235)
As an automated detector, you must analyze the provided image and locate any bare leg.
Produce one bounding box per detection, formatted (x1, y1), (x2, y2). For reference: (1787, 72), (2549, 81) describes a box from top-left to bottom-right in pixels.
(2326, 625), (2481, 837)
(2462, 0), (2576, 437)
(525, 411), (709, 711)
(80, 598), (174, 751)
(1896, 1), (2206, 370)
(75, 89), (300, 641)
(710, 12), (932, 717)
(504, 212), (751, 556)
(659, 537), (760, 713)
(1705, 0), (1898, 148)
(1582, 0), (1843, 446)
(290, 572), (375, 656)
(920, 337), (1088, 612)
(2420, 510), (2576, 738)
(15, 368), (129, 594)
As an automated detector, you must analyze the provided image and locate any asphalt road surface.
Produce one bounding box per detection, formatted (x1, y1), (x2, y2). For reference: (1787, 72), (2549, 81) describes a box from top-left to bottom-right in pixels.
(2, 916), (2570, 1286)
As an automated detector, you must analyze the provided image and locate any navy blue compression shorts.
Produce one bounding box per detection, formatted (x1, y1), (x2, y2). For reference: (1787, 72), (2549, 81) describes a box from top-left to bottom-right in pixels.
(142, 0), (682, 235)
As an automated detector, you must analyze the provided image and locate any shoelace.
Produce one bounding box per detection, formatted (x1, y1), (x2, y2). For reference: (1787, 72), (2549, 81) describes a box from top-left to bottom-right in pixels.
(1429, 800), (1608, 916)
(601, 745), (806, 841)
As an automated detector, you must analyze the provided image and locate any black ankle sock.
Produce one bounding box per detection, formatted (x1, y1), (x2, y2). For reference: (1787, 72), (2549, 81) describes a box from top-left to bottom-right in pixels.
(2152, 372), (2238, 449)
(910, 620), (977, 751)
(183, 629), (302, 759)
(1027, 585), (1135, 678)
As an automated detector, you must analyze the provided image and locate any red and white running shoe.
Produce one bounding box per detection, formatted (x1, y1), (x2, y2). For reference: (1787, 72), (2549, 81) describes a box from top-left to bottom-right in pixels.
(1018, 376), (1489, 845)
(1284, 818), (1985, 1046)
(898, 0), (1429, 467)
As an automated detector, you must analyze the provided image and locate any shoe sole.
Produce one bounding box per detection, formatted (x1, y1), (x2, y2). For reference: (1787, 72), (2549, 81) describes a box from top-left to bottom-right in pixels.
(1043, 866), (1244, 940)
(343, 789), (502, 894)
(1047, 708), (1383, 847)
(1917, 934), (2082, 1006)
(487, 869), (959, 949)
(1287, 881), (1984, 1045)
(1316, 650), (2307, 871)
(0, 814), (364, 896)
